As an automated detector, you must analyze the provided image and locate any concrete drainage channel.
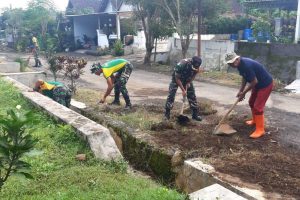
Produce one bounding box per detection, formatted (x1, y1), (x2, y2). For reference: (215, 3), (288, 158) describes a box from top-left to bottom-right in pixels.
(6, 76), (271, 200)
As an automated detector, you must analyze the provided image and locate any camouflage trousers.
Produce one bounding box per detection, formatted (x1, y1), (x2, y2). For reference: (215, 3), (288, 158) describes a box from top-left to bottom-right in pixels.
(33, 47), (42, 67)
(53, 86), (72, 108)
(165, 79), (198, 113)
(114, 63), (133, 105)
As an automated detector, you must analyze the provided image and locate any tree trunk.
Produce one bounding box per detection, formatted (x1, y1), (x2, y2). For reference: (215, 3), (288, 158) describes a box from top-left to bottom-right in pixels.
(180, 38), (188, 58)
(154, 38), (158, 62)
(143, 32), (154, 64)
(144, 47), (153, 64)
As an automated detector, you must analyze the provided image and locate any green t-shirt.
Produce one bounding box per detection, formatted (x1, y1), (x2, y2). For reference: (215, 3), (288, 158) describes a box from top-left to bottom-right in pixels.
(41, 81), (63, 99)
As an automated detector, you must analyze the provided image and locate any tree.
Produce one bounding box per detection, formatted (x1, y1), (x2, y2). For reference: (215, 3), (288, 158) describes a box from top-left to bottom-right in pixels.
(125, 0), (161, 64)
(25, 0), (56, 37)
(155, 0), (227, 58)
(1, 8), (25, 49)
(152, 17), (174, 62)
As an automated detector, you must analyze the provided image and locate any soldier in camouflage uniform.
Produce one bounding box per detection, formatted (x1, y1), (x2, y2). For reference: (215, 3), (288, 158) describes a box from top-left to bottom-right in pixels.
(90, 58), (133, 109)
(31, 33), (42, 67)
(165, 56), (203, 121)
(33, 80), (72, 107)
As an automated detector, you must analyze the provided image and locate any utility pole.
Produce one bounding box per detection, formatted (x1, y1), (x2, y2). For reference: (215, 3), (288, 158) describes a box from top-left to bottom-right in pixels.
(197, 0), (201, 56)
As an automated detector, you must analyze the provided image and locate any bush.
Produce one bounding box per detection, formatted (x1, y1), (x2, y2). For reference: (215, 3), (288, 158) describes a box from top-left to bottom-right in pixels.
(112, 40), (124, 57)
(206, 17), (250, 34)
(0, 108), (38, 189)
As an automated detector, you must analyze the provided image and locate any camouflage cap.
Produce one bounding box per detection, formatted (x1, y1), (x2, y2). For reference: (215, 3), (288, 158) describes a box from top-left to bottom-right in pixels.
(225, 52), (240, 64)
(90, 63), (102, 74)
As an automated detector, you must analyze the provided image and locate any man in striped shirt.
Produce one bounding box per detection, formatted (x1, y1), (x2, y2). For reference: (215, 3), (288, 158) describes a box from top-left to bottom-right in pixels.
(91, 58), (133, 109)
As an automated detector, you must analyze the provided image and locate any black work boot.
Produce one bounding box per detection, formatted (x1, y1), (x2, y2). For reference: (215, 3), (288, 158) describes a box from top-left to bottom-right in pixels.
(110, 90), (121, 105)
(192, 110), (202, 121)
(124, 103), (132, 110)
(123, 93), (132, 110)
(164, 109), (170, 120)
(109, 99), (121, 105)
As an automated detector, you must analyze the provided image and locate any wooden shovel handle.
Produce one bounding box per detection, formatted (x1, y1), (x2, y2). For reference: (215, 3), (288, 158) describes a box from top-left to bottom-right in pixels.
(180, 96), (186, 115)
(217, 99), (239, 126)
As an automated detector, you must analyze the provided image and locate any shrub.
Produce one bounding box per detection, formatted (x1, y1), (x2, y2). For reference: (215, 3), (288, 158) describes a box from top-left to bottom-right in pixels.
(112, 40), (124, 57)
(0, 107), (38, 189)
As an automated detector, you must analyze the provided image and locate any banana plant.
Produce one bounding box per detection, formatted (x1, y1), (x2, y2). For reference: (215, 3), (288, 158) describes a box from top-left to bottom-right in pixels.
(0, 107), (38, 189)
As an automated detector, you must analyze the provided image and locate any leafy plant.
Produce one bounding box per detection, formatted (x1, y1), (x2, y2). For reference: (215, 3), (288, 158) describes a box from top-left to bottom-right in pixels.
(251, 17), (271, 38)
(112, 40), (124, 56)
(0, 107), (38, 190)
(49, 56), (87, 93)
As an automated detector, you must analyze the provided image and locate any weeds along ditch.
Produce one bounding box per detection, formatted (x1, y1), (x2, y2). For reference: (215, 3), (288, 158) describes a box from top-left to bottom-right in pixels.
(74, 88), (300, 199)
(0, 79), (186, 200)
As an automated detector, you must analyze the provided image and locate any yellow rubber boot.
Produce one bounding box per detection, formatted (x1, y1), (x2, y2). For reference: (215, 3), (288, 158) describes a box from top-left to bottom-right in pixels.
(250, 114), (265, 139)
(245, 110), (255, 126)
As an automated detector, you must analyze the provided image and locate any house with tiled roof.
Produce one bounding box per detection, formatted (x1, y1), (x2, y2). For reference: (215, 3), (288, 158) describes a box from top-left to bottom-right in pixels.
(66, 0), (133, 48)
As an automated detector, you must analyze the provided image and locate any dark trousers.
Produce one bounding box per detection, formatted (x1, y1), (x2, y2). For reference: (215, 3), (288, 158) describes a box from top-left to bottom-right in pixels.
(53, 86), (72, 107)
(114, 63), (133, 105)
(165, 79), (198, 113)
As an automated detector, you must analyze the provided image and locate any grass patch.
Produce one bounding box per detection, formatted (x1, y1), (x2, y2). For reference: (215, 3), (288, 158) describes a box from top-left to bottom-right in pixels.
(0, 79), (186, 200)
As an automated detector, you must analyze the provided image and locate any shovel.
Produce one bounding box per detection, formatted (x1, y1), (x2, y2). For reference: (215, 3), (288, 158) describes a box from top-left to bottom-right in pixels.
(177, 96), (190, 125)
(213, 99), (239, 135)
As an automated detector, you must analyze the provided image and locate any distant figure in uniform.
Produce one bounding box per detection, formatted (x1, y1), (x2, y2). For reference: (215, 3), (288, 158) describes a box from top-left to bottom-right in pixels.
(165, 56), (203, 121)
(30, 33), (42, 67)
(90, 58), (133, 109)
(33, 80), (72, 107)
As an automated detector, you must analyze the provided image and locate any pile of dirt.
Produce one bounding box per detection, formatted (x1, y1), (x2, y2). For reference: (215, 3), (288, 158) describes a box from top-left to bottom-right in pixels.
(150, 111), (300, 198)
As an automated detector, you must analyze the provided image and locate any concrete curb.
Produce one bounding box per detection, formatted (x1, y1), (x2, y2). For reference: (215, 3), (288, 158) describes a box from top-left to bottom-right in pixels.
(4, 77), (122, 161)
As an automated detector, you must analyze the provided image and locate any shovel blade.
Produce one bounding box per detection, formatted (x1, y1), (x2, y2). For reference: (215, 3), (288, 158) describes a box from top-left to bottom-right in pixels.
(177, 115), (190, 125)
(213, 124), (237, 135)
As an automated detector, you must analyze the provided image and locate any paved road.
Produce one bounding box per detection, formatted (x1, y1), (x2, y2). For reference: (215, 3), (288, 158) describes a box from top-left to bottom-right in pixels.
(2, 51), (300, 149)
(80, 64), (300, 114)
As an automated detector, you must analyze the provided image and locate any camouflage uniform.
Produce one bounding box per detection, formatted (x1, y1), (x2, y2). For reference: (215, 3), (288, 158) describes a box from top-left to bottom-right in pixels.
(33, 48), (42, 67)
(52, 86), (72, 108)
(113, 63), (133, 107)
(165, 58), (200, 119)
(32, 36), (42, 67)
(37, 81), (72, 108)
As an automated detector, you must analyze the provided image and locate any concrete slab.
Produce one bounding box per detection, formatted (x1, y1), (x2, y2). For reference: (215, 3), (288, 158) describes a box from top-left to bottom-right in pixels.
(189, 184), (247, 200)
(0, 56), (6, 63)
(0, 62), (20, 73)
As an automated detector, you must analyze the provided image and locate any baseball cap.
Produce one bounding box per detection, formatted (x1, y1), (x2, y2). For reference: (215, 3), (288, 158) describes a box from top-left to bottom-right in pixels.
(225, 52), (240, 64)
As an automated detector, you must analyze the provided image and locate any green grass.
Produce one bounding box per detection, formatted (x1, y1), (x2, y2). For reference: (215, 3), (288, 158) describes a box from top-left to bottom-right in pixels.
(0, 79), (186, 200)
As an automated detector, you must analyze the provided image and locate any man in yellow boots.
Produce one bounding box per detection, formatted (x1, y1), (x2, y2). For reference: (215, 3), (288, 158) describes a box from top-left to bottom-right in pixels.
(225, 52), (273, 139)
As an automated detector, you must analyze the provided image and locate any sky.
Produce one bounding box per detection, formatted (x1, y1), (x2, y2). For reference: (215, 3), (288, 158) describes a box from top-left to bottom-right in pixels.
(0, 0), (69, 12)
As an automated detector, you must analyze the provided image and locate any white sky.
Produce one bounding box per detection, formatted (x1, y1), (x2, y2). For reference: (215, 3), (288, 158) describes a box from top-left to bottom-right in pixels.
(0, 0), (69, 12)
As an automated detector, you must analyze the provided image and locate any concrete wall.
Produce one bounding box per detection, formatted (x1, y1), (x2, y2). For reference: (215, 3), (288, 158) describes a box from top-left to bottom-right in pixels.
(169, 38), (235, 70)
(236, 42), (300, 83)
(132, 31), (146, 50)
(73, 15), (98, 42)
(132, 33), (235, 70)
